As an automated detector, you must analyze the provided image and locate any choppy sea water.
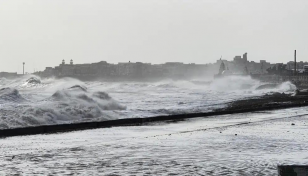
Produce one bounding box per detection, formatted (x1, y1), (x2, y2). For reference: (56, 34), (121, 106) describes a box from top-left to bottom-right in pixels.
(0, 108), (308, 175)
(0, 75), (296, 129)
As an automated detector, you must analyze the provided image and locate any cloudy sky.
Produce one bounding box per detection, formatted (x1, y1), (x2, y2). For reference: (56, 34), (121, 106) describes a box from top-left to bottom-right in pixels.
(0, 0), (307, 73)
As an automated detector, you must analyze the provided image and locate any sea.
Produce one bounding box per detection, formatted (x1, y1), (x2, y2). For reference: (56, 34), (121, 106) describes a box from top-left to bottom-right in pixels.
(0, 75), (307, 175)
(0, 75), (296, 129)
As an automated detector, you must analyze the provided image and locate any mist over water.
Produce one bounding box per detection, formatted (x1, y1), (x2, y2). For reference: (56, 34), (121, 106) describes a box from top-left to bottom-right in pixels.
(0, 75), (296, 129)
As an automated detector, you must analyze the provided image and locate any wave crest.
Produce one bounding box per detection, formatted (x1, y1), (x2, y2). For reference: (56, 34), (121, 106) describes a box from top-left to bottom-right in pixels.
(0, 88), (25, 102)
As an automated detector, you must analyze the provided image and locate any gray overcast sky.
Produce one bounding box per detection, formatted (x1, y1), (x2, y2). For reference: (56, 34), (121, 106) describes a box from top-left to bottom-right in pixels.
(0, 0), (307, 73)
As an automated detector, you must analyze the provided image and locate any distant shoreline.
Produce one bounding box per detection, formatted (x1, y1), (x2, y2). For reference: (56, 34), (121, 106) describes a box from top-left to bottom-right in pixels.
(0, 93), (307, 138)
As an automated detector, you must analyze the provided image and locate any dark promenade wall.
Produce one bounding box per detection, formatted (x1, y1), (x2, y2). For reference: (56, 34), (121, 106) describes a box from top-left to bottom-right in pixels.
(1, 102), (308, 138)
(278, 165), (308, 176)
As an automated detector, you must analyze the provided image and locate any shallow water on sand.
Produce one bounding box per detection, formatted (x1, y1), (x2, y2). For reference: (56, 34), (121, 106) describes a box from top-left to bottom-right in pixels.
(1, 108), (308, 175)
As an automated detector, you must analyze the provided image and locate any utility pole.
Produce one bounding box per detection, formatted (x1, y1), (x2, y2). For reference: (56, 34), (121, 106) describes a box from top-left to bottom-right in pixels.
(23, 62), (25, 75)
(294, 50), (297, 75)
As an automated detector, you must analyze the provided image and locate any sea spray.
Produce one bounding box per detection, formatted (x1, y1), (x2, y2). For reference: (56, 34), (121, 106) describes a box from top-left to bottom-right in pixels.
(208, 75), (261, 92)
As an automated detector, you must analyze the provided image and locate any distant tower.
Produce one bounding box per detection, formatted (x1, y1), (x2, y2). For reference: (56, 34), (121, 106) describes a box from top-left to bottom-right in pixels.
(23, 62), (25, 75)
(70, 59), (73, 65)
(243, 53), (248, 62)
(294, 50), (297, 75)
(62, 59), (65, 65)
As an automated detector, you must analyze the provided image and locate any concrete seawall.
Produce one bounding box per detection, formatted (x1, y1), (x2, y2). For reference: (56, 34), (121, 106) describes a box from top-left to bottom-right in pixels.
(278, 165), (308, 176)
(1, 102), (308, 138)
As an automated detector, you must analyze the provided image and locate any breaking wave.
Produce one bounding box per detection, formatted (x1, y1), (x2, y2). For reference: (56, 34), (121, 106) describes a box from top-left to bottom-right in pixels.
(0, 79), (126, 129)
(26, 77), (41, 84)
(51, 85), (126, 111)
(208, 75), (296, 93)
(0, 88), (25, 103)
(275, 81), (297, 92)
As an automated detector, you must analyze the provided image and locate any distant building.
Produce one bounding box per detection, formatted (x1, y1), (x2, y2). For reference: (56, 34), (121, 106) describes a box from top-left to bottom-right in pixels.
(34, 52), (287, 80)
(0, 72), (18, 78)
(287, 60), (308, 71)
(233, 53), (248, 64)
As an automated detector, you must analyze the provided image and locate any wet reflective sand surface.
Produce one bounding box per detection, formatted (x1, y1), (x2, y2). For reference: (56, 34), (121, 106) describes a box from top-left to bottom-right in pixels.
(1, 108), (308, 175)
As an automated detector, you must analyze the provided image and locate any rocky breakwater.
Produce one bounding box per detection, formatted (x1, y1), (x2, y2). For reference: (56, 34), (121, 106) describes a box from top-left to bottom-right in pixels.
(217, 90), (308, 112)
